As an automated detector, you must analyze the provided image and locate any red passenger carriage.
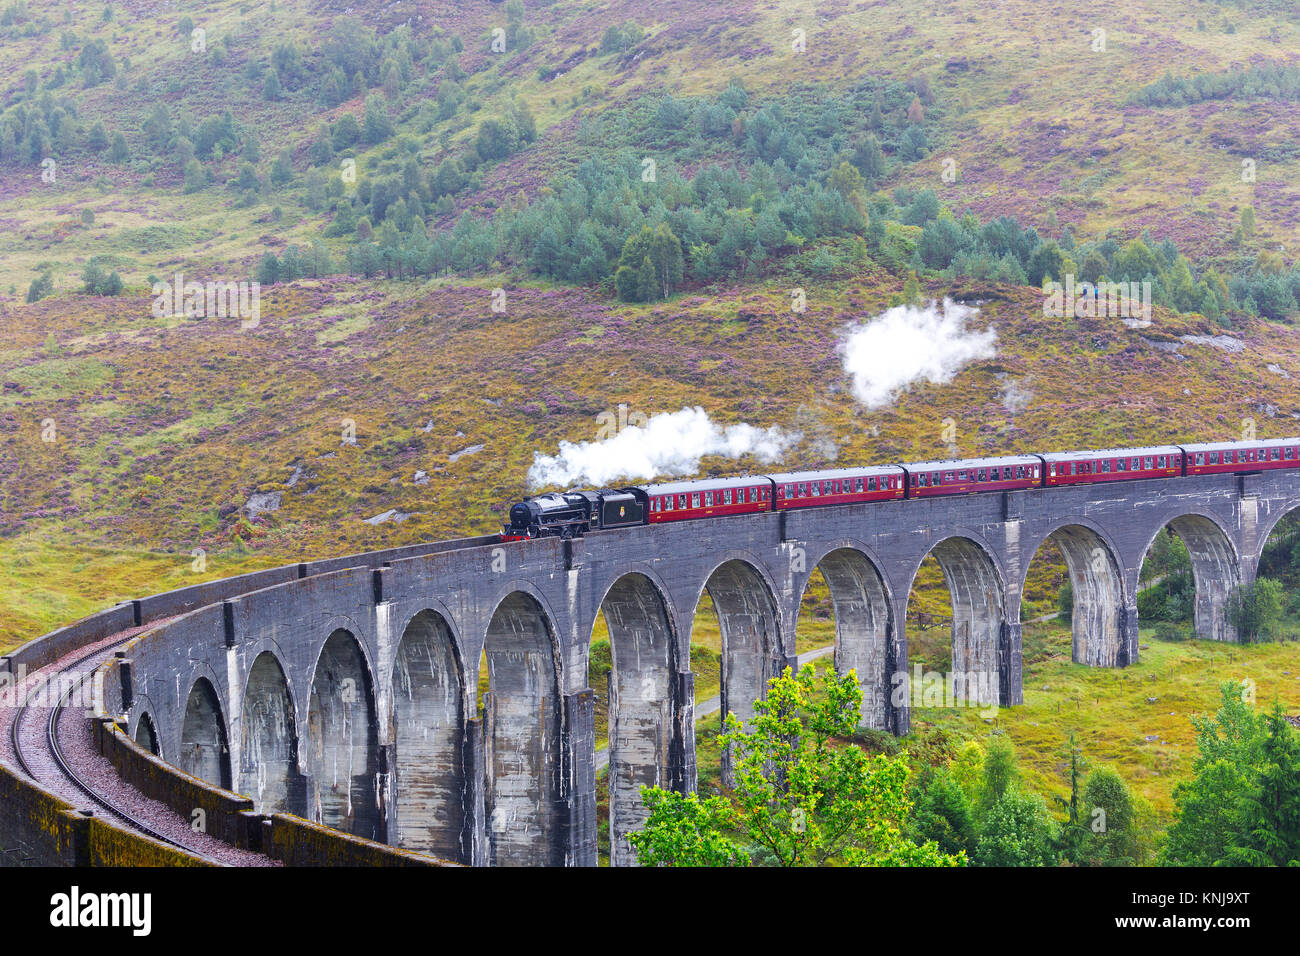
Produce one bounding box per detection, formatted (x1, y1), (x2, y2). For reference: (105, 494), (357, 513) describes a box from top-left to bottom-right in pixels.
(1042, 445), (1182, 486)
(1182, 438), (1300, 476)
(644, 476), (773, 523)
(902, 455), (1041, 498)
(770, 466), (905, 509)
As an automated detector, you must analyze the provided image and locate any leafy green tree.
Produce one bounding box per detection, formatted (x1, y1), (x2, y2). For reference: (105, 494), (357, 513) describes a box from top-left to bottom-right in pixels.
(630, 666), (963, 867)
(975, 791), (1058, 866)
(475, 116), (518, 161)
(255, 252), (281, 285)
(234, 163), (260, 192)
(1057, 582), (1073, 622)
(1054, 735), (1088, 863)
(1240, 205), (1256, 238)
(1082, 767), (1140, 865)
(86, 120), (108, 152)
(332, 114), (361, 150)
(1112, 237), (1158, 282)
(627, 790), (749, 867)
(978, 736), (1018, 818)
(1027, 240), (1064, 286)
(26, 269), (55, 303)
(900, 273), (922, 307)
(615, 223), (684, 302)
(1163, 682), (1265, 865)
(1223, 703), (1300, 866)
(182, 158), (205, 193)
(108, 130), (128, 163)
(910, 766), (976, 856)
(362, 94), (394, 144)
(270, 149), (293, 187)
(850, 133), (886, 184)
(308, 124), (334, 166)
(263, 69), (283, 102)
(1227, 578), (1284, 642)
(599, 21), (644, 54)
(81, 260), (122, 295)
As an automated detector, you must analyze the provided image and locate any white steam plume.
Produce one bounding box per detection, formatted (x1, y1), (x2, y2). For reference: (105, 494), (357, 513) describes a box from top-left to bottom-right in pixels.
(527, 406), (797, 489)
(839, 299), (998, 409)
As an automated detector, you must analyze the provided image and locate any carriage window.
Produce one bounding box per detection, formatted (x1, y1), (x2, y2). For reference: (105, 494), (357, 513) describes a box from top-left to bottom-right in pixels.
(1209, 452), (1219, 464)
(1195, 454), (1205, 465)
(1271, 447), (1281, 460)
(832, 481), (840, 494)
(704, 492), (713, 506)
(977, 469), (987, 482)
(691, 493), (700, 508)
(1116, 459), (1126, 472)
(1144, 457), (1153, 469)
(1288, 447), (1296, 460)
(1101, 460), (1111, 473)
(917, 474), (927, 487)
(811, 482), (820, 496)
(863, 476), (873, 491)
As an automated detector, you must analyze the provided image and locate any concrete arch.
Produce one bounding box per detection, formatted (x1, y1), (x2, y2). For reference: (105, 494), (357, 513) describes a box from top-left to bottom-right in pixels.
(797, 545), (894, 730)
(179, 677), (232, 789)
(1140, 513), (1242, 642)
(595, 571), (677, 867)
(391, 609), (466, 861)
(1023, 522), (1127, 667)
(906, 535), (1006, 707)
(1253, 498), (1300, 571)
(306, 628), (383, 840)
(693, 555), (783, 732)
(481, 590), (563, 867)
(239, 651), (305, 816)
(135, 711), (160, 757)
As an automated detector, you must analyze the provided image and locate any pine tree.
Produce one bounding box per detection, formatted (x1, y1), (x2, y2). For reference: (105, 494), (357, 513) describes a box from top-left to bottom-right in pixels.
(1225, 704), (1300, 866)
(108, 130), (128, 163)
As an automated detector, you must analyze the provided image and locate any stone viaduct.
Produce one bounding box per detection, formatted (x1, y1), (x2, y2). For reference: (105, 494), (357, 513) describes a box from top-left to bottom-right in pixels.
(102, 470), (1300, 866)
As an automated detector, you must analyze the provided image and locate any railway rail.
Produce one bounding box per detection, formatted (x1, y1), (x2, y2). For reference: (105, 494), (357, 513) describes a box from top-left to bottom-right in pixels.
(4, 632), (264, 866)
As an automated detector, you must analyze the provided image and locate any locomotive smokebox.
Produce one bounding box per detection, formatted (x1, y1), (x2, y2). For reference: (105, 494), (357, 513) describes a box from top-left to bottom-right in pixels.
(509, 502), (533, 528)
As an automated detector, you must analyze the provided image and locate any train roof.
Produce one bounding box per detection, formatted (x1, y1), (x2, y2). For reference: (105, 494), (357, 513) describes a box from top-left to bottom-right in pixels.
(1181, 437), (1300, 452)
(900, 454), (1041, 472)
(766, 465), (905, 482)
(1041, 445), (1182, 462)
(644, 475), (774, 495)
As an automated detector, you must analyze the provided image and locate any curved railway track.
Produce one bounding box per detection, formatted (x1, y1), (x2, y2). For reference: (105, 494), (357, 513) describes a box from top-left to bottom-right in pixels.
(8, 639), (233, 866)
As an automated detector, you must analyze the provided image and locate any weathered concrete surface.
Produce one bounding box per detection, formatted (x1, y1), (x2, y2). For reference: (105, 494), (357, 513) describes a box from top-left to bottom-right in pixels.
(112, 470), (1300, 865)
(390, 610), (464, 859)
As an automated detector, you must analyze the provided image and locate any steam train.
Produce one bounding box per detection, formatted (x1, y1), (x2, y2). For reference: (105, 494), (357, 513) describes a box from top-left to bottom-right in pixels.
(500, 437), (1300, 540)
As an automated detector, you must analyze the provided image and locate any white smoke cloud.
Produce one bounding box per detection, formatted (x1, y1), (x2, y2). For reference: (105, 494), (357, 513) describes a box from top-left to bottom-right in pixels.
(527, 406), (797, 489)
(839, 299), (998, 409)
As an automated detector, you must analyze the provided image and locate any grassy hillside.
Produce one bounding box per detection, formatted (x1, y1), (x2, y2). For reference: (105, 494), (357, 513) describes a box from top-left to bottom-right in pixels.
(1, 0), (1297, 296)
(6, 270), (1300, 647)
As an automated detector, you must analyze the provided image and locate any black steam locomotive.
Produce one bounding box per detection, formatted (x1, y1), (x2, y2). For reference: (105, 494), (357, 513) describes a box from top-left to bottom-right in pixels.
(501, 488), (646, 539)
